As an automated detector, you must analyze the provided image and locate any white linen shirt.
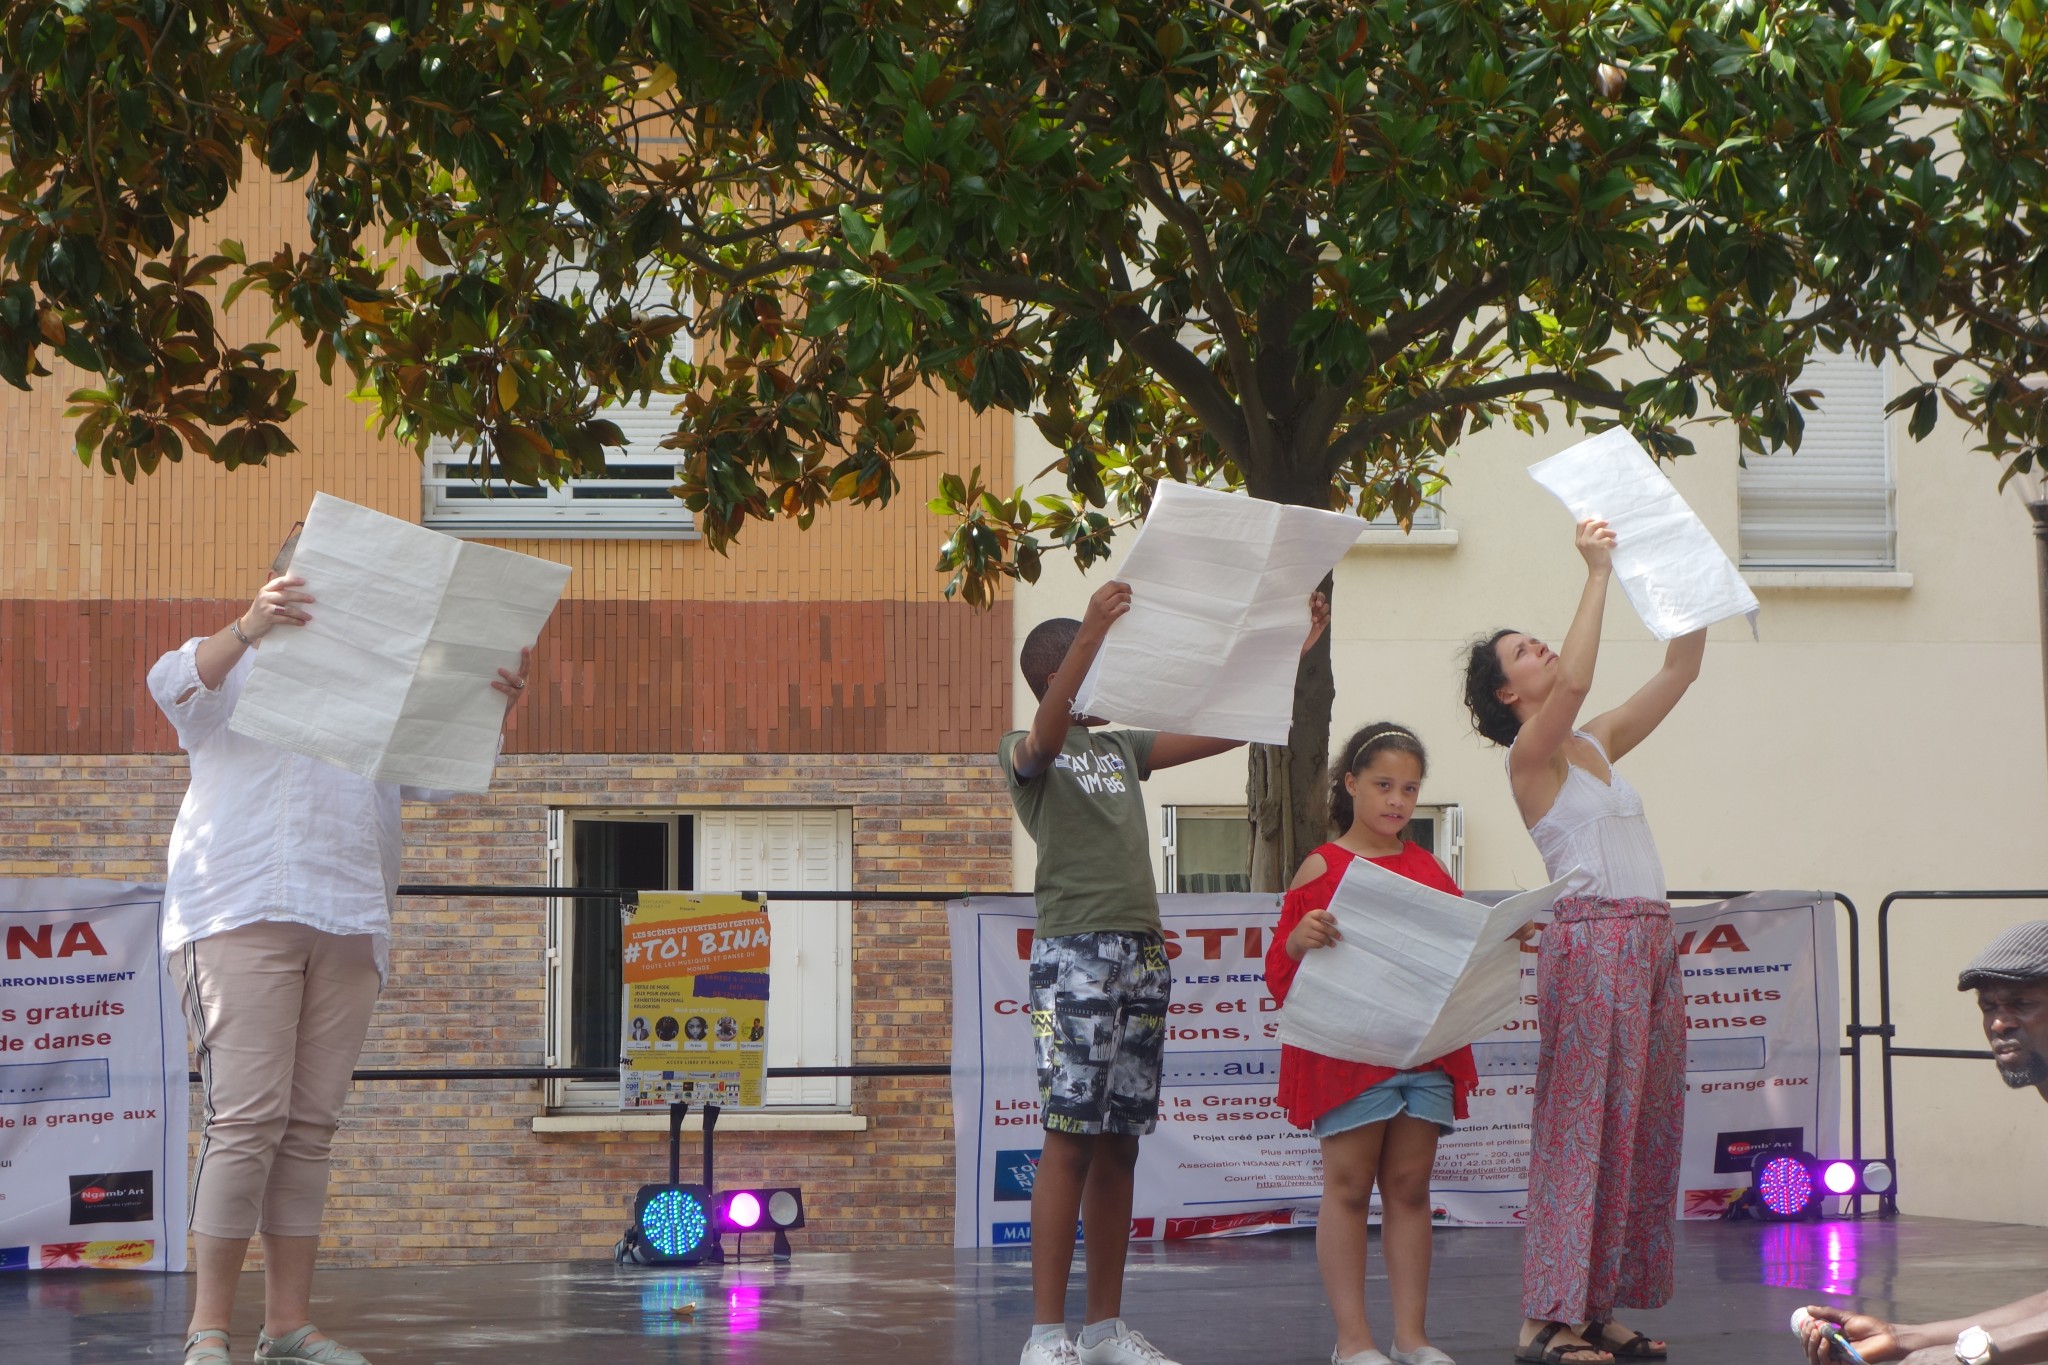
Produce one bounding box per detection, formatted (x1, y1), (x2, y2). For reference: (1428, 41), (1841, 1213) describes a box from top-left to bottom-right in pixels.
(148, 638), (461, 982)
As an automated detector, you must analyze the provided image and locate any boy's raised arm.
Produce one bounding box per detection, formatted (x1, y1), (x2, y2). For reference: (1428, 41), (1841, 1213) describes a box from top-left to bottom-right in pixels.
(1011, 580), (1130, 780)
(1150, 589), (1329, 770)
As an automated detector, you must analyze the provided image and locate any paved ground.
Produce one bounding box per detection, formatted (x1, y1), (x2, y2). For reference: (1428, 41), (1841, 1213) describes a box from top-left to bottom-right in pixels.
(7, 1215), (2042, 1364)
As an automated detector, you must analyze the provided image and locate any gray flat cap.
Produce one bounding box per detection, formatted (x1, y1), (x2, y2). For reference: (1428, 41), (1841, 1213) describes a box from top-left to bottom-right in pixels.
(1957, 920), (2048, 990)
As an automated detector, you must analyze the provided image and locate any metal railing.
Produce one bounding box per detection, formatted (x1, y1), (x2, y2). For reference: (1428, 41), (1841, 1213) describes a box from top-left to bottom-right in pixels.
(185, 886), (986, 1088)
(183, 886), (1868, 1139)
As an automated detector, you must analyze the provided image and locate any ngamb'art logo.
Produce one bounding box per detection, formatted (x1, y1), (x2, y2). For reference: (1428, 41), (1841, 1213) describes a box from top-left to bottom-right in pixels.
(68, 1170), (154, 1225)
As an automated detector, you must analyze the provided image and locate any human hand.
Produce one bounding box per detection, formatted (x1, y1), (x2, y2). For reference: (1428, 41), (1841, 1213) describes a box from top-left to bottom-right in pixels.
(1289, 909), (1340, 957)
(1575, 517), (1616, 573)
(1796, 1306), (1906, 1365)
(492, 647), (533, 707)
(1509, 921), (1541, 945)
(240, 575), (312, 642)
(1300, 591), (1330, 655)
(1080, 580), (1133, 638)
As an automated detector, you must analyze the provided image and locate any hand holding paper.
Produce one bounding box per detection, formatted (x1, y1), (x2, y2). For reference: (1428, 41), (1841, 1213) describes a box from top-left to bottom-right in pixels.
(1527, 428), (1759, 639)
(1277, 857), (1573, 1070)
(1072, 482), (1364, 745)
(228, 493), (571, 793)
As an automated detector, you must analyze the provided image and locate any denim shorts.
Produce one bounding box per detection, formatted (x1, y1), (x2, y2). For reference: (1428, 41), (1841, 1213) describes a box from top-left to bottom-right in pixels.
(1311, 1068), (1457, 1139)
(1028, 931), (1171, 1137)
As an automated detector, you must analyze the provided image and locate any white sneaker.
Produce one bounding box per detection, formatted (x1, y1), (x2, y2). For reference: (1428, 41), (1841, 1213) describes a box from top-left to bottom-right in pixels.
(1021, 1333), (1082, 1365)
(1076, 1321), (1180, 1365)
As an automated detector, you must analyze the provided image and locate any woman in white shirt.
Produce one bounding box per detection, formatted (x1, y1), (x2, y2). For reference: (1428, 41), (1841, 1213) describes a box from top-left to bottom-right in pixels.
(1461, 519), (1706, 1365)
(150, 568), (529, 1365)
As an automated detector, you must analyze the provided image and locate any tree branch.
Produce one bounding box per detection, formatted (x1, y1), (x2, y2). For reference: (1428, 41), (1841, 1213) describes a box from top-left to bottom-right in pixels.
(1326, 371), (1625, 469)
(1129, 158), (1275, 466)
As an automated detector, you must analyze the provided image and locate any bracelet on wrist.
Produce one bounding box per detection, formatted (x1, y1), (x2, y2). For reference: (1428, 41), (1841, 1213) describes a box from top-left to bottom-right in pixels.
(229, 617), (256, 649)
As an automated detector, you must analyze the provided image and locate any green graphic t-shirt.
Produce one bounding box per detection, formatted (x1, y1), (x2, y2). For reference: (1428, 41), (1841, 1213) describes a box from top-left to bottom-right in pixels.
(999, 726), (1160, 940)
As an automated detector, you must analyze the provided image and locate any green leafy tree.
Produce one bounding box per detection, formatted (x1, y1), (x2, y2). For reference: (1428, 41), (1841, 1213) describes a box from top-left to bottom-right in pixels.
(5, 0), (2045, 885)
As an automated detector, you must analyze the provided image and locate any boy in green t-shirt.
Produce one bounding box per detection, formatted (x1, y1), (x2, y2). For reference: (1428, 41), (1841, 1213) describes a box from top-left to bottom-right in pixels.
(1001, 579), (1328, 1365)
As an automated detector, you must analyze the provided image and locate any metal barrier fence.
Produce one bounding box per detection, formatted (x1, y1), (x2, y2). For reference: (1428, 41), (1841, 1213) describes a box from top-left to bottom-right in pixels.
(169, 879), (2048, 1217)
(186, 887), (1867, 1127)
(1875, 888), (2048, 1214)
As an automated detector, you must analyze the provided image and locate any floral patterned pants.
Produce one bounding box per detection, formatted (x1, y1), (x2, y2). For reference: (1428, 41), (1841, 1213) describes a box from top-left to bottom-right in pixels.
(1521, 895), (1685, 1322)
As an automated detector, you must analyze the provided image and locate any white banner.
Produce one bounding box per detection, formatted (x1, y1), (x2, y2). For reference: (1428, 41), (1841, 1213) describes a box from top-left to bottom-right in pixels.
(950, 891), (1839, 1246)
(0, 880), (189, 1272)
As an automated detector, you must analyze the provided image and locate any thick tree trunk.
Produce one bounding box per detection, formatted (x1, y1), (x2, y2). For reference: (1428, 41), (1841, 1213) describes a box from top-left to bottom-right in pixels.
(1246, 570), (1335, 892)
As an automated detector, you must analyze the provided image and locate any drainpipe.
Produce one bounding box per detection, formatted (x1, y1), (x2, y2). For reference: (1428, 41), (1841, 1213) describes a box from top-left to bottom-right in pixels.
(2031, 496), (2048, 772)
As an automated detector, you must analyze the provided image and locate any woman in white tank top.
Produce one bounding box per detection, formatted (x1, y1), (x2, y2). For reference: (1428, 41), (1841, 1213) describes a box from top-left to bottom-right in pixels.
(1462, 518), (1707, 1365)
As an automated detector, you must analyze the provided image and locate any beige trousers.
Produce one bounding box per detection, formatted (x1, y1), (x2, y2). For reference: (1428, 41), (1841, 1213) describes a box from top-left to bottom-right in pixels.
(172, 920), (381, 1239)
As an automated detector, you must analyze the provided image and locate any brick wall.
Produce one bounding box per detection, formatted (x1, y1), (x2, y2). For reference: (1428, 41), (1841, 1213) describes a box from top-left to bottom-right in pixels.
(0, 750), (1012, 1264)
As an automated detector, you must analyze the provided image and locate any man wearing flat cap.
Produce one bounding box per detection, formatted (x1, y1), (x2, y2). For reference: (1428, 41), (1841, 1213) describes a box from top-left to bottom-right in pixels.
(1959, 920), (2048, 1101)
(1793, 921), (2048, 1365)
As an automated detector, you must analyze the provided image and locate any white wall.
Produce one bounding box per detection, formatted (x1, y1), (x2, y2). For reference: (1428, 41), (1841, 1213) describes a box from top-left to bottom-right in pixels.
(1006, 401), (2048, 1225)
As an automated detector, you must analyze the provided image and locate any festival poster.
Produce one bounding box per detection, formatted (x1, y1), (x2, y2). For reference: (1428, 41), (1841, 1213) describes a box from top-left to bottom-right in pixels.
(0, 880), (189, 1273)
(619, 892), (770, 1110)
(949, 890), (1840, 1247)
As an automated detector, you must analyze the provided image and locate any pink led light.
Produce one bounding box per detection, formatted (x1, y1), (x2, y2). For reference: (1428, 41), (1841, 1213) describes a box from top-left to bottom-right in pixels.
(727, 1192), (762, 1229)
(1822, 1161), (1858, 1195)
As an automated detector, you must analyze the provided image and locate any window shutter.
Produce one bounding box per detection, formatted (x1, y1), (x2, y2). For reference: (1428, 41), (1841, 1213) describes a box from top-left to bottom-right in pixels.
(696, 810), (852, 1107)
(421, 254), (693, 536)
(1739, 352), (1895, 569)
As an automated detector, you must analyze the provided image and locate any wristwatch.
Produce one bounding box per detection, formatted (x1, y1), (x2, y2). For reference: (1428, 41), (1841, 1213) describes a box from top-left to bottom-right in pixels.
(1956, 1325), (1995, 1365)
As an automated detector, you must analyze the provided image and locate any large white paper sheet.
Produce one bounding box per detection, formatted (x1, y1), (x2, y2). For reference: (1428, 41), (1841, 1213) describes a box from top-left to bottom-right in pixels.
(1527, 429), (1760, 639)
(1276, 857), (1573, 1069)
(229, 493), (571, 793)
(1071, 482), (1365, 745)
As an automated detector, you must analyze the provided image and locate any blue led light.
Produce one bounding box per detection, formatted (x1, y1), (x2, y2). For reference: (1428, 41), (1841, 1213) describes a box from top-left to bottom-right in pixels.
(640, 1187), (709, 1258)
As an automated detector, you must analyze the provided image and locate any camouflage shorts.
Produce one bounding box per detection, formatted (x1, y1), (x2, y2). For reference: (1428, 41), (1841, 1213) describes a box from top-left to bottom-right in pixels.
(1029, 931), (1171, 1137)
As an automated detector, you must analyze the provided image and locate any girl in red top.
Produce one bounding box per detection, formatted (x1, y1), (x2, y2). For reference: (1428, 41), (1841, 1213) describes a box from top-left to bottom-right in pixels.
(1267, 723), (1477, 1365)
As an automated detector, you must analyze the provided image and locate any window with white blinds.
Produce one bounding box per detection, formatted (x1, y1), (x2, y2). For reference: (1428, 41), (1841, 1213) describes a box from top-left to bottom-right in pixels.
(422, 398), (691, 537)
(546, 808), (854, 1112)
(422, 255), (694, 538)
(1738, 351), (1896, 569)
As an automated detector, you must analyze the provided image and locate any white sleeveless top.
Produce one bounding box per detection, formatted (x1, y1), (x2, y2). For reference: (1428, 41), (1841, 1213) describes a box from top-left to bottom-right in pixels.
(1516, 730), (1666, 902)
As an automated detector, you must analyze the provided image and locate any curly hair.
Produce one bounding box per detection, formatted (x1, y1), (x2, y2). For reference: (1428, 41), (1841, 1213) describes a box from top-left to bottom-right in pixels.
(1328, 722), (1429, 834)
(1020, 618), (1080, 700)
(1462, 628), (1523, 748)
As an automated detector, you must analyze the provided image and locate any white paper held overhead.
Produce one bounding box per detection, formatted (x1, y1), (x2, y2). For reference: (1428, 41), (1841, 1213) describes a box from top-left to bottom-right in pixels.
(229, 493), (572, 793)
(1526, 428), (1759, 639)
(1276, 858), (1573, 1070)
(1071, 482), (1365, 745)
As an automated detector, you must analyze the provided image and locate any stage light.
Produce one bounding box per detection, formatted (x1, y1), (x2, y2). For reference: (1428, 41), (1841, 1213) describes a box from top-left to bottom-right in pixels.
(623, 1183), (713, 1264)
(713, 1186), (806, 1257)
(1815, 1157), (1896, 1200)
(727, 1192), (762, 1230)
(1753, 1151), (1820, 1219)
(618, 1102), (721, 1266)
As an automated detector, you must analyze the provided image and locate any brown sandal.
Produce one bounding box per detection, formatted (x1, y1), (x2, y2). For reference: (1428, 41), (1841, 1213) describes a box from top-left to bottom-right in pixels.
(1514, 1323), (1615, 1365)
(1582, 1322), (1667, 1361)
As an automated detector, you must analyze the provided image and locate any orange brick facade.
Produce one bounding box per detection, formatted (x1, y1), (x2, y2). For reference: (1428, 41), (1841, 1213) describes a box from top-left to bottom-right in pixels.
(0, 171), (1020, 1265)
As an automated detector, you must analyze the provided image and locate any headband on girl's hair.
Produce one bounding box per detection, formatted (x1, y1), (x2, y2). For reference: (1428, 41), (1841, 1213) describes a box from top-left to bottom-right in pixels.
(1351, 728), (1414, 759)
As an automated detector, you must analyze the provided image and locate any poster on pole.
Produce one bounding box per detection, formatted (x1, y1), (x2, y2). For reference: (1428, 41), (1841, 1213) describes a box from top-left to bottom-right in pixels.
(619, 892), (770, 1110)
(950, 890), (1839, 1246)
(0, 880), (189, 1272)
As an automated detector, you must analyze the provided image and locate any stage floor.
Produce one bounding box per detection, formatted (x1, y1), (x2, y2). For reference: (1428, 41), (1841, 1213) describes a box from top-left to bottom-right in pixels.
(9, 1216), (2044, 1365)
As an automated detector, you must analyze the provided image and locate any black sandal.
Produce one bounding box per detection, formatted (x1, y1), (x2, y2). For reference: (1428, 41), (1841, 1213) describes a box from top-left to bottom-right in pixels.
(1582, 1322), (1667, 1361)
(1514, 1322), (1615, 1365)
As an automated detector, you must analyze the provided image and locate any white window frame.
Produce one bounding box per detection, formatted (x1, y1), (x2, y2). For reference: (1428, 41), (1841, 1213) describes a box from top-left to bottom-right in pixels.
(1160, 802), (1466, 889)
(422, 252), (696, 539)
(546, 807), (854, 1113)
(1739, 351), (1897, 571)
